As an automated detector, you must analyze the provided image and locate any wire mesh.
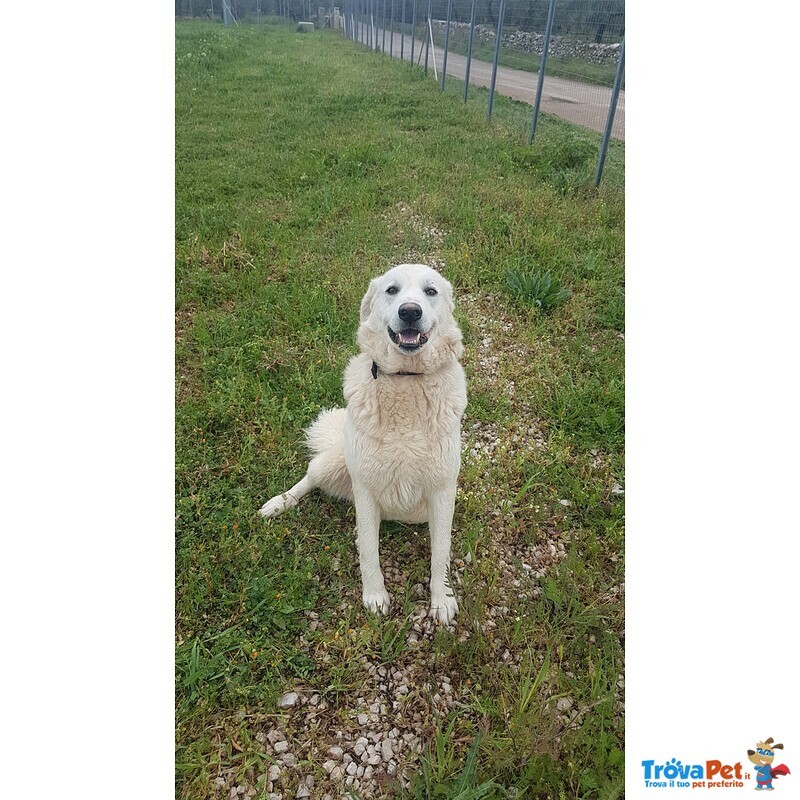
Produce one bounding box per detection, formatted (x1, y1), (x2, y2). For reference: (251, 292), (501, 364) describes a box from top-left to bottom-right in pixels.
(175, 0), (326, 21)
(175, 0), (625, 176)
(339, 0), (623, 140)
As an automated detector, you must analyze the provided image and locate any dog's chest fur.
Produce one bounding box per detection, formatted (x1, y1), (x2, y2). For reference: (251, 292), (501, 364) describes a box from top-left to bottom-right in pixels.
(343, 353), (466, 519)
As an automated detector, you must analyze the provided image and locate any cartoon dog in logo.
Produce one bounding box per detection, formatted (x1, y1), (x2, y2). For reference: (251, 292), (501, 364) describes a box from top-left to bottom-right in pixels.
(747, 738), (790, 790)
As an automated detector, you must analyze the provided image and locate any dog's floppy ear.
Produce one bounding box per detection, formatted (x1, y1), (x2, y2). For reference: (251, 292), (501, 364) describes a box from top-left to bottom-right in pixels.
(440, 275), (456, 315)
(360, 277), (380, 323)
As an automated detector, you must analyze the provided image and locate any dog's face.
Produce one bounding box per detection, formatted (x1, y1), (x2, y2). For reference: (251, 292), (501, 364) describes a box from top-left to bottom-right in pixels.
(359, 264), (456, 357)
(747, 739), (783, 767)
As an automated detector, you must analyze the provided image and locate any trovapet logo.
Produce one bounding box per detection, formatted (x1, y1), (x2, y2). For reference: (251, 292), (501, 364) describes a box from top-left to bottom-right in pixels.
(641, 758), (746, 789)
(641, 737), (791, 791)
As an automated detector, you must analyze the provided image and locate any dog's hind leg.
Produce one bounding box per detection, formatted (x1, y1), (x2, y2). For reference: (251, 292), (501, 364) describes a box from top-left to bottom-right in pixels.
(259, 474), (315, 518)
(260, 407), (352, 518)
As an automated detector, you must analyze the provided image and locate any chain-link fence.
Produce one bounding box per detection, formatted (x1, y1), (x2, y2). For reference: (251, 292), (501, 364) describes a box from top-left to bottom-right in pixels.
(175, 0), (322, 22)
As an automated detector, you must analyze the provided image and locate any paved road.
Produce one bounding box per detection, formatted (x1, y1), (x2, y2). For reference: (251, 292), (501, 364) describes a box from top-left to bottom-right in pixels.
(353, 26), (624, 140)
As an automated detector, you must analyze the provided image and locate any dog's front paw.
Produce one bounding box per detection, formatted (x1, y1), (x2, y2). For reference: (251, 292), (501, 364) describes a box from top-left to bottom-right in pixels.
(259, 496), (286, 518)
(429, 592), (458, 625)
(362, 587), (391, 615)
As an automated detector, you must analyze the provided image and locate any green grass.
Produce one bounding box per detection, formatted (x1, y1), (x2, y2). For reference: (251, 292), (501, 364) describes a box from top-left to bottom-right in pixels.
(176, 18), (624, 799)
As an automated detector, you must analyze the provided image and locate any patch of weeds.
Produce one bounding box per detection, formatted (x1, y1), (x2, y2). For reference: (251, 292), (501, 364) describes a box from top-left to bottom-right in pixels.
(505, 266), (572, 312)
(179, 638), (221, 705)
(506, 130), (596, 185)
(374, 614), (414, 663)
(472, 553), (623, 795)
(511, 132), (599, 195)
(596, 285), (625, 332)
(547, 370), (624, 452)
(535, 133), (596, 174)
(404, 722), (505, 800)
(550, 165), (597, 196)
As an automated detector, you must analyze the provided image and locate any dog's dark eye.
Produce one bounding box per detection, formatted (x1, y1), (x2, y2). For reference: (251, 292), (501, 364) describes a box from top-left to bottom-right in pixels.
(386, 286), (399, 295)
(424, 287), (438, 296)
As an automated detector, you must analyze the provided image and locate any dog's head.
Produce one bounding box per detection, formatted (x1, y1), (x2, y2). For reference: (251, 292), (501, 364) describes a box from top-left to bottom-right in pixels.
(747, 738), (783, 767)
(357, 264), (462, 372)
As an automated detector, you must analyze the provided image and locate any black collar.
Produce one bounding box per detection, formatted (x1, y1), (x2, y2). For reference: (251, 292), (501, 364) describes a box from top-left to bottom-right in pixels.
(371, 361), (422, 380)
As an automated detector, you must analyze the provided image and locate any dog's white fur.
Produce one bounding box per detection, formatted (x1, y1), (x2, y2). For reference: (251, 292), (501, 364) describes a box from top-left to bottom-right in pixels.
(260, 264), (467, 623)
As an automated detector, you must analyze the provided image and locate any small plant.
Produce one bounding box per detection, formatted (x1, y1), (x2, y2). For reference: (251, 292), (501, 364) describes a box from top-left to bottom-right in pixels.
(538, 134), (596, 173)
(505, 267), (571, 311)
(404, 726), (504, 800)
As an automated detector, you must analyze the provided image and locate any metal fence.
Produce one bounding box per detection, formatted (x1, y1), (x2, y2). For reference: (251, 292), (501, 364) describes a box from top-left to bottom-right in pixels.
(178, 0), (624, 184)
(330, 0), (624, 184)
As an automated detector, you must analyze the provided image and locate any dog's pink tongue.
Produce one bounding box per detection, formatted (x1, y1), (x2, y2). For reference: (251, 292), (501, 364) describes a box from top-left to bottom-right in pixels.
(399, 329), (421, 345)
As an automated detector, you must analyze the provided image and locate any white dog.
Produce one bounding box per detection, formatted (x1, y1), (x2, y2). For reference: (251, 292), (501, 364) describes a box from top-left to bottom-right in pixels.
(260, 264), (467, 623)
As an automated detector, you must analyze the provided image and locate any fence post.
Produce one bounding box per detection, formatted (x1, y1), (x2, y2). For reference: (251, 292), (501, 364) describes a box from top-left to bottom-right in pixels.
(463, 0), (477, 102)
(529, 0), (556, 143)
(440, 0), (451, 90)
(390, 0), (394, 57)
(424, 0), (432, 73)
(400, 0), (405, 61)
(382, 0), (386, 52)
(595, 35), (625, 186)
(487, 0), (506, 120)
(222, 0), (235, 25)
(410, 0), (417, 66)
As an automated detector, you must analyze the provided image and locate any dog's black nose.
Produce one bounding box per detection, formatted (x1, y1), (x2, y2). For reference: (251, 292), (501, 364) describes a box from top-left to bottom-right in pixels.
(398, 303), (422, 322)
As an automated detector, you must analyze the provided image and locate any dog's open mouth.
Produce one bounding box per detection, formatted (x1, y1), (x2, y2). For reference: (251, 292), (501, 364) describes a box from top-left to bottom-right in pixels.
(388, 326), (431, 351)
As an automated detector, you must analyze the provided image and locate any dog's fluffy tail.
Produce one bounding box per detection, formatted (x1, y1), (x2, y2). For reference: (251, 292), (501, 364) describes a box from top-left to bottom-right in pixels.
(304, 407), (347, 459)
(259, 407), (353, 518)
(305, 407), (353, 502)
